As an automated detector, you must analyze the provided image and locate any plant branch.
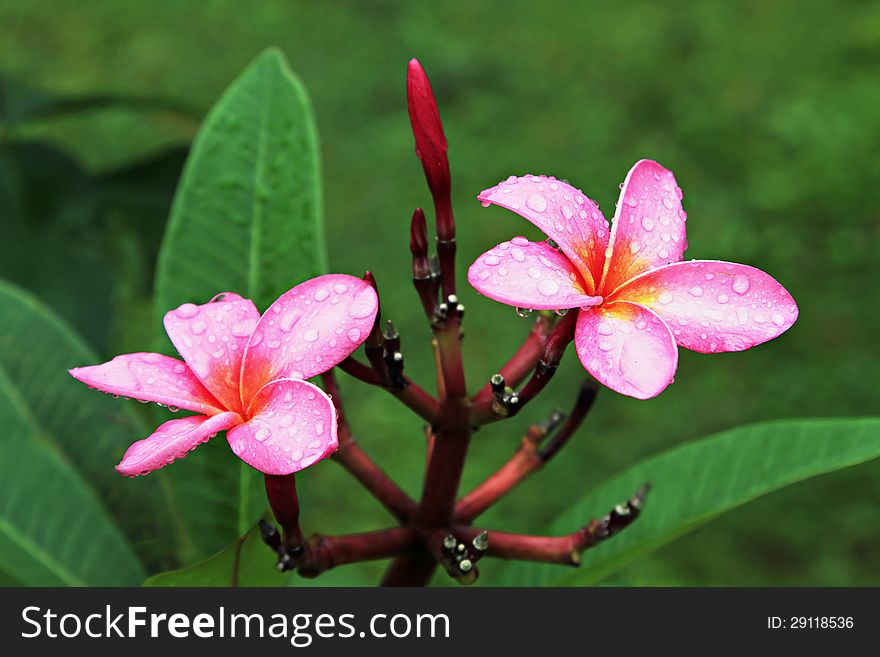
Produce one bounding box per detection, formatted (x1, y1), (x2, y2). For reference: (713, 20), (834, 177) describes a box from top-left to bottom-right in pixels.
(470, 310), (578, 425)
(263, 474), (304, 552)
(455, 381), (599, 523)
(471, 315), (552, 404)
(441, 483), (650, 569)
(321, 370), (418, 522)
(295, 527), (418, 578)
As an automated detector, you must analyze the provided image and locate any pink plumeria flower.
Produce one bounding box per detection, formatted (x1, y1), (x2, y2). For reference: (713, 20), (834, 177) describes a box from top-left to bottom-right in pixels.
(69, 274), (378, 476)
(468, 160), (798, 399)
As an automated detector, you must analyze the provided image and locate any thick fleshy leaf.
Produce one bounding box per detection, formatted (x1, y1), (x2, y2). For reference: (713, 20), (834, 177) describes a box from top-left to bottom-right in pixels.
(499, 418), (880, 586)
(478, 174), (609, 293)
(227, 379), (337, 475)
(611, 260), (798, 353)
(467, 237), (603, 310)
(239, 274), (377, 405)
(575, 301), (678, 399)
(69, 352), (224, 415)
(163, 292), (259, 414)
(600, 160), (688, 294)
(117, 411), (242, 477)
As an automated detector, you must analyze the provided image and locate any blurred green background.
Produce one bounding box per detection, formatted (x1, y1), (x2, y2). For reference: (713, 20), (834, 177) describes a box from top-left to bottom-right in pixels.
(1, 0), (878, 585)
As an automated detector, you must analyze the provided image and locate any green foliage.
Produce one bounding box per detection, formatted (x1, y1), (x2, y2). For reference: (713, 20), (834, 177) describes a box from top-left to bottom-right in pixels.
(151, 49), (327, 560)
(501, 418), (880, 586)
(0, 281), (145, 585)
(1, 1), (878, 586)
(145, 521), (289, 587)
(155, 48), (325, 315)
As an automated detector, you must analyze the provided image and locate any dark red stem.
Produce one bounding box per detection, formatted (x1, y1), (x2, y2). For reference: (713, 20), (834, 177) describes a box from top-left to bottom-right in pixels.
(264, 474), (304, 551)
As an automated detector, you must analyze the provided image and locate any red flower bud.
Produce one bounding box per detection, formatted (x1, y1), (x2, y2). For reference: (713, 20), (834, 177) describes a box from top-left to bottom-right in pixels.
(407, 59), (452, 230)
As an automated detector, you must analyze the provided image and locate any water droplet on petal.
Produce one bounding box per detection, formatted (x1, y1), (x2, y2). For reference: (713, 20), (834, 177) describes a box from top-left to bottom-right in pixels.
(176, 303), (199, 319)
(303, 329), (319, 342)
(255, 428), (271, 442)
(190, 320), (207, 335)
(511, 249), (526, 262)
(689, 286), (703, 297)
(732, 275), (751, 295)
(658, 292), (674, 304)
(511, 236), (529, 246)
(314, 288), (330, 302)
(526, 194), (547, 212)
(536, 279), (559, 296)
(629, 241), (640, 254)
(527, 266), (541, 280)
(641, 217), (655, 231)
(716, 294), (729, 304)
(280, 308), (303, 332)
(484, 255), (501, 266)
(232, 319), (256, 337)
(515, 307), (533, 318)
(348, 288), (377, 318)
(314, 422), (324, 436)
(554, 308), (569, 316)
(771, 313), (786, 326)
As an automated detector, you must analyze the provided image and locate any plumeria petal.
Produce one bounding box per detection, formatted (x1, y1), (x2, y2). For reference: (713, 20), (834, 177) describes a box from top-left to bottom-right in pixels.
(239, 275), (378, 406)
(600, 160), (688, 294)
(227, 379), (337, 475)
(467, 237), (602, 310)
(478, 175), (609, 293)
(575, 301), (678, 399)
(116, 411), (242, 477)
(163, 292), (259, 414)
(610, 260), (798, 353)
(69, 353), (224, 415)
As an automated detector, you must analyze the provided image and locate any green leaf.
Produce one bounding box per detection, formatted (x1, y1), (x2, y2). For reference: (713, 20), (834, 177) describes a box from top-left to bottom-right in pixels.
(144, 521), (289, 587)
(152, 48), (326, 559)
(0, 280), (179, 572)
(155, 47), (325, 313)
(0, 282), (147, 585)
(500, 418), (880, 586)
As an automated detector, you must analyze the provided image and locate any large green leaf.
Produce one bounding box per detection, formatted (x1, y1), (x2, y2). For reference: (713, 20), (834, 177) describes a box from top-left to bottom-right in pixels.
(0, 282), (148, 585)
(0, 402), (145, 585)
(152, 48), (326, 559)
(500, 418), (880, 586)
(144, 521), (289, 587)
(0, 280), (181, 572)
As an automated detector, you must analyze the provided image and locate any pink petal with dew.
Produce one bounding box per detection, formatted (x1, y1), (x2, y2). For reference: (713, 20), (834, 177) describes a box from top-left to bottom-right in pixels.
(227, 379), (337, 475)
(478, 175), (608, 293)
(611, 260), (798, 353)
(239, 275), (378, 406)
(575, 301), (678, 400)
(116, 411), (242, 477)
(467, 237), (602, 310)
(163, 292), (259, 414)
(601, 160), (688, 294)
(69, 352), (224, 415)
